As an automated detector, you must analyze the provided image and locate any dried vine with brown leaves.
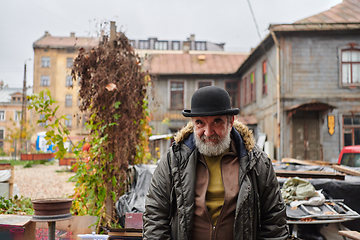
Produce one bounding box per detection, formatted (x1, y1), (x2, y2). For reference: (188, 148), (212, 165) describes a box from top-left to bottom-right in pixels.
(71, 33), (149, 229)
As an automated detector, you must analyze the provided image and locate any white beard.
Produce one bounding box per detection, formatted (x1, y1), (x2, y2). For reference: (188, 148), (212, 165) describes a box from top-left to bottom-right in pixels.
(194, 126), (232, 157)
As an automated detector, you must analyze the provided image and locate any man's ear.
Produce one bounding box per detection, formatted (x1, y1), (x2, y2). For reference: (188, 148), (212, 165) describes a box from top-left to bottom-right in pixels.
(230, 115), (235, 127)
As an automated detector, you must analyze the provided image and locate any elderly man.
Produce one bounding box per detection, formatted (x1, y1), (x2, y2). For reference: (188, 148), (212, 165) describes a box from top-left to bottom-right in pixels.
(143, 86), (289, 240)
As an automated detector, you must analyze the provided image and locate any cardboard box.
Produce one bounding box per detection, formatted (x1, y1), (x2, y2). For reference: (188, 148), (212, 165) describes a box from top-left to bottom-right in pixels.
(0, 214), (35, 240)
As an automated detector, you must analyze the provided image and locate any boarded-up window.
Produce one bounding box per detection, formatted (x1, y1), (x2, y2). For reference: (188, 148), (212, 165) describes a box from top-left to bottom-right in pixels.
(250, 72), (255, 102)
(342, 49), (360, 85)
(225, 81), (239, 108)
(262, 60), (267, 95)
(170, 82), (184, 109)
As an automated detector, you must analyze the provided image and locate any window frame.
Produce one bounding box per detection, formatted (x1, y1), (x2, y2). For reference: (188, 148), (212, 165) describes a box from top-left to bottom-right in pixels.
(66, 58), (73, 68)
(342, 115), (360, 147)
(155, 41), (168, 50)
(172, 41), (181, 50)
(66, 76), (73, 87)
(339, 44), (360, 87)
(0, 111), (5, 121)
(40, 76), (50, 86)
(225, 80), (239, 108)
(14, 111), (22, 122)
(196, 80), (214, 89)
(65, 114), (72, 127)
(65, 95), (73, 107)
(39, 114), (47, 127)
(0, 128), (4, 149)
(169, 81), (185, 110)
(41, 57), (50, 68)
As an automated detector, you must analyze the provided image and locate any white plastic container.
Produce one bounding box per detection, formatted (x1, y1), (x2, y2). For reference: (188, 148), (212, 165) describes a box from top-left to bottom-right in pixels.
(77, 232), (108, 240)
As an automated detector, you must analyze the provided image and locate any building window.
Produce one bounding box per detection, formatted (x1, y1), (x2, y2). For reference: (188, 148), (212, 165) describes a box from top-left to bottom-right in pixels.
(66, 48), (75, 53)
(66, 76), (73, 87)
(242, 76), (250, 106)
(41, 57), (50, 67)
(0, 129), (4, 148)
(170, 82), (184, 109)
(129, 40), (136, 48)
(250, 71), (255, 102)
(341, 47), (360, 86)
(14, 111), (21, 122)
(155, 41), (168, 50)
(195, 41), (207, 51)
(172, 41), (180, 50)
(67, 58), (73, 68)
(0, 111), (5, 121)
(65, 115), (72, 127)
(65, 95), (73, 107)
(262, 60), (267, 95)
(40, 76), (50, 86)
(343, 116), (360, 146)
(39, 114), (47, 127)
(139, 40), (150, 49)
(225, 81), (239, 108)
(198, 81), (212, 89)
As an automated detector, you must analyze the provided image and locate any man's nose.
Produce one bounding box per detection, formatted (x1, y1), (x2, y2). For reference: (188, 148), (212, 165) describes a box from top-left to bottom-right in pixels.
(203, 125), (214, 137)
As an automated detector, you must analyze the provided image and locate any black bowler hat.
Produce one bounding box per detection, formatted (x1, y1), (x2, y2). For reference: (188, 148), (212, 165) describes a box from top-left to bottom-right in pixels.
(182, 86), (239, 117)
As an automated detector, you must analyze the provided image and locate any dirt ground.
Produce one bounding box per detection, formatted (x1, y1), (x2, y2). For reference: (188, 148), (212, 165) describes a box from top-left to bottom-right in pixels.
(13, 161), (76, 199)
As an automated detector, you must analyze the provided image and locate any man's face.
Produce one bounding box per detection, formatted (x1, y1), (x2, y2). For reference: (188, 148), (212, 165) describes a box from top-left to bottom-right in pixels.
(192, 115), (234, 156)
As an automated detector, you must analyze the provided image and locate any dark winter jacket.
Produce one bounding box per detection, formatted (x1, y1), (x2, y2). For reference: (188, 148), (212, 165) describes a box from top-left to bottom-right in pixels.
(143, 121), (289, 240)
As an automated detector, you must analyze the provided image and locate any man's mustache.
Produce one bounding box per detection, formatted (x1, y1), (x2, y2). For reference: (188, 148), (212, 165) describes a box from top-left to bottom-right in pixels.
(200, 134), (220, 141)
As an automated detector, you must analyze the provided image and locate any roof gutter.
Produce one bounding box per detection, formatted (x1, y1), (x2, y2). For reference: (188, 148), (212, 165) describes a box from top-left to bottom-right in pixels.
(269, 28), (282, 161)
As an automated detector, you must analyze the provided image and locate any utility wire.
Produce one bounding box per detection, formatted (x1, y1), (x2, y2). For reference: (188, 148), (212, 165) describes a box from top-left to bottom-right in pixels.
(246, 0), (278, 84)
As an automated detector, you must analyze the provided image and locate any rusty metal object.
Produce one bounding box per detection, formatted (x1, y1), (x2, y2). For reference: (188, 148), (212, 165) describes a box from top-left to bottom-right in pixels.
(32, 198), (73, 216)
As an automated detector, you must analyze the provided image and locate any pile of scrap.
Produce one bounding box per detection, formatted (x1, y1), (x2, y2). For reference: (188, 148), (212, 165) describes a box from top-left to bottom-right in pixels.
(277, 158), (360, 179)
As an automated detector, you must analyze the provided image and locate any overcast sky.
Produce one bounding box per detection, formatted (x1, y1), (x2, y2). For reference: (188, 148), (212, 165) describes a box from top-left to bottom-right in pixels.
(0, 0), (342, 88)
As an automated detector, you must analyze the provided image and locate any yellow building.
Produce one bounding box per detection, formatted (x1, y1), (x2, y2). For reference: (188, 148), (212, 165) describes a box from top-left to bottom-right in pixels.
(32, 32), (99, 146)
(0, 87), (32, 154)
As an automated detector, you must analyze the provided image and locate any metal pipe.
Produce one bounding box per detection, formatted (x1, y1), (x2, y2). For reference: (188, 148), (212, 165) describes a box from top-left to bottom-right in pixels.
(48, 221), (56, 240)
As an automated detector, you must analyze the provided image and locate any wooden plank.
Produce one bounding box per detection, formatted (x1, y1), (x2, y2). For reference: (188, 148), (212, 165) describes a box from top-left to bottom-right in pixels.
(275, 170), (345, 180)
(338, 230), (360, 240)
(331, 165), (360, 176)
(282, 158), (321, 166)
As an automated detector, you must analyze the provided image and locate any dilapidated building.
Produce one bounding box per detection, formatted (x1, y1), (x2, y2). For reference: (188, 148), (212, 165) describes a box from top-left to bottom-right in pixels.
(237, 0), (360, 162)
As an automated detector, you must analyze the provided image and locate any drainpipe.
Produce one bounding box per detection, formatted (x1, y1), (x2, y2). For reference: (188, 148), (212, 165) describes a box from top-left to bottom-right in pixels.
(270, 30), (282, 161)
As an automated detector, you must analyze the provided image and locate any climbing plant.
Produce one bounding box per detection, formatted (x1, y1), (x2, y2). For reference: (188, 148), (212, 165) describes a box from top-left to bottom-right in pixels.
(71, 32), (150, 231)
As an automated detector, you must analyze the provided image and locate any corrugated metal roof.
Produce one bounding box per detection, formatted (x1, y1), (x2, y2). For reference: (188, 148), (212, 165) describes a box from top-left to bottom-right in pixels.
(296, 0), (360, 23)
(270, 0), (360, 32)
(144, 53), (248, 75)
(33, 33), (100, 49)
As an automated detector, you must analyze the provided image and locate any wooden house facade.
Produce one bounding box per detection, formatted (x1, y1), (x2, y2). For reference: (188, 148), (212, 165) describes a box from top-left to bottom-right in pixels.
(237, 0), (360, 162)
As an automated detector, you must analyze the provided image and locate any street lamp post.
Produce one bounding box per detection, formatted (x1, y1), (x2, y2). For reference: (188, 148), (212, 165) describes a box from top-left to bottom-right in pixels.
(20, 58), (31, 153)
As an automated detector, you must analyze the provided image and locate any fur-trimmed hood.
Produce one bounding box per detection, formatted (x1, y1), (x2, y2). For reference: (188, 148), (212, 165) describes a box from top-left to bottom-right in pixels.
(174, 120), (256, 152)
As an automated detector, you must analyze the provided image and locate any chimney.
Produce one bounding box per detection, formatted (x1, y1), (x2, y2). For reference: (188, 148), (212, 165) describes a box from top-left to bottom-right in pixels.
(183, 41), (191, 53)
(70, 32), (75, 37)
(44, 31), (50, 37)
(189, 34), (195, 41)
(110, 21), (116, 43)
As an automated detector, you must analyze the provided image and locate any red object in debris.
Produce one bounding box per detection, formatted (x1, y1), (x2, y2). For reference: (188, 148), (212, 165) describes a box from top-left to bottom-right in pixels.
(82, 143), (90, 152)
(125, 213), (143, 229)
